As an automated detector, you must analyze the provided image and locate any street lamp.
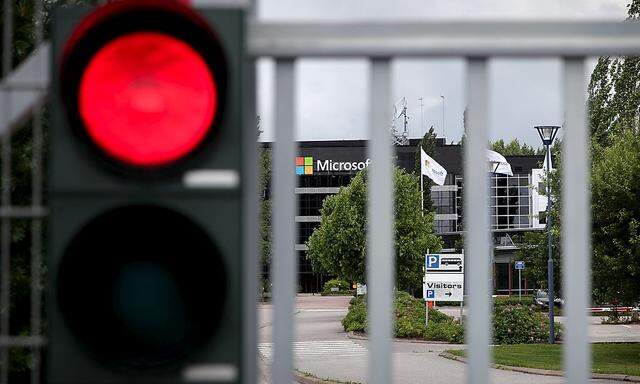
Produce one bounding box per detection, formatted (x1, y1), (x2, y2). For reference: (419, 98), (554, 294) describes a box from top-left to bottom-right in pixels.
(535, 125), (560, 344)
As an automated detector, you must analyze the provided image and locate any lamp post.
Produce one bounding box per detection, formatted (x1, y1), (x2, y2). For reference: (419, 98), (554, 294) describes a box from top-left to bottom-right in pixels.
(535, 125), (560, 344)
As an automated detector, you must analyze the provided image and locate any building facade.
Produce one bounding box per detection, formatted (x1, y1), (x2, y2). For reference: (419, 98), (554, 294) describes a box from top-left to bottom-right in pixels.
(263, 139), (547, 294)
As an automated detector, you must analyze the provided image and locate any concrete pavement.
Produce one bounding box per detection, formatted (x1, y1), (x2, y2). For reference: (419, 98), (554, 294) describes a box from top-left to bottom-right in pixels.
(258, 295), (637, 383)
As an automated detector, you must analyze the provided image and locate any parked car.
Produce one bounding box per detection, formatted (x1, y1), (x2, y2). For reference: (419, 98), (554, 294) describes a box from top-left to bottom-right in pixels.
(533, 289), (564, 308)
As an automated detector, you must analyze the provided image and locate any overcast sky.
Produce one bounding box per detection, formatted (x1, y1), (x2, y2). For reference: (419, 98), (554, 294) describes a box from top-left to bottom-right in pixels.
(255, 0), (628, 147)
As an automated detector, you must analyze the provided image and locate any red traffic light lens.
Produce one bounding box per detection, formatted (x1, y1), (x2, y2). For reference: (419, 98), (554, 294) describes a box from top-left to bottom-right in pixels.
(78, 32), (217, 167)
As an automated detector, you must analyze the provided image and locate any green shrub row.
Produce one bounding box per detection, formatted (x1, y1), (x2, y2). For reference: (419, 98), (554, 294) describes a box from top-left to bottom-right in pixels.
(492, 303), (561, 344)
(342, 295), (367, 332)
(343, 291), (561, 344)
(342, 292), (463, 343)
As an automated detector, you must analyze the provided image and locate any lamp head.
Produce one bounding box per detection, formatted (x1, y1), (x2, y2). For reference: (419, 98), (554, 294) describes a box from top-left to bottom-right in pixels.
(535, 125), (560, 146)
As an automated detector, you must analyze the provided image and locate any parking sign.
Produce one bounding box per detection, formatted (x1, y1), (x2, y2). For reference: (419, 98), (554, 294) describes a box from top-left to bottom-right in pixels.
(424, 253), (464, 302)
(426, 254), (440, 269)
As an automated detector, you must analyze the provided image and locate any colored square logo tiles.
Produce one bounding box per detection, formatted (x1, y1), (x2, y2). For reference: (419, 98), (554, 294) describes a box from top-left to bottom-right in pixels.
(295, 156), (313, 175)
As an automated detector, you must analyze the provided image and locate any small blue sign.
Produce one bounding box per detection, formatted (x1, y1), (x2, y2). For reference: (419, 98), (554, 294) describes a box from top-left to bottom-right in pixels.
(426, 290), (435, 299)
(426, 254), (440, 269)
(515, 261), (525, 270)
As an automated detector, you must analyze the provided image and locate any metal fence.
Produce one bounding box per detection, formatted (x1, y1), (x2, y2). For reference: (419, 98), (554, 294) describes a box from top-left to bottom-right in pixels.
(2, 1), (640, 383)
(248, 20), (640, 384)
(0, 0), (46, 382)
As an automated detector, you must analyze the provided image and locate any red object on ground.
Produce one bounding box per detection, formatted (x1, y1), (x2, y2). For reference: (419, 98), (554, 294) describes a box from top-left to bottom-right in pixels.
(79, 32), (217, 167)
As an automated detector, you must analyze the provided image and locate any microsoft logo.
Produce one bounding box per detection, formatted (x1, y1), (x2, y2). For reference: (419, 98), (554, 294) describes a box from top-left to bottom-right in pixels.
(296, 156), (313, 175)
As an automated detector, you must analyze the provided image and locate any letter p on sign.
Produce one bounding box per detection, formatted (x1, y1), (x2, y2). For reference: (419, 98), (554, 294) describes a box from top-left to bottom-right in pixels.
(427, 255), (440, 269)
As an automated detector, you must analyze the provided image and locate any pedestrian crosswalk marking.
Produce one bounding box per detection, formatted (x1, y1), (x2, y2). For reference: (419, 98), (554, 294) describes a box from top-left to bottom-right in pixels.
(258, 340), (367, 361)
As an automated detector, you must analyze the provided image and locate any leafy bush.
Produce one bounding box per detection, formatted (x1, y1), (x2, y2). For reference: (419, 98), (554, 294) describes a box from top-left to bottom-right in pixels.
(343, 292), (562, 344)
(424, 321), (464, 343)
(322, 279), (352, 294)
(342, 296), (367, 332)
(492, 303), (562, 344)
(394, 292), (426, 338)
(342, 291), (463, 343)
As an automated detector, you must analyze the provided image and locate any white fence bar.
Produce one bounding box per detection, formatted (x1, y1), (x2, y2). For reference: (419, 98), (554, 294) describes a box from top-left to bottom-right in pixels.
(366, 58), (393, 384)
(464, 58), (491, 384)
(242, 57), (258, 384)
(0, 43), (49, 137)
(249, 21), (640, 58)
(271, 59), (296, 384)
(561, 57), (591, 384)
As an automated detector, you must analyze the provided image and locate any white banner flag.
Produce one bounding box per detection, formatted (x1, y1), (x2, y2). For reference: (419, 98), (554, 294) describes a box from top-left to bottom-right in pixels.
(487, 149), (513, 176)
(421, 149), (447, 186)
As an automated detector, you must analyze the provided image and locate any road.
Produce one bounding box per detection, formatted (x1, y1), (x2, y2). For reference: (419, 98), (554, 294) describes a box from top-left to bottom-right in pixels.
(258, 295), (638, 383)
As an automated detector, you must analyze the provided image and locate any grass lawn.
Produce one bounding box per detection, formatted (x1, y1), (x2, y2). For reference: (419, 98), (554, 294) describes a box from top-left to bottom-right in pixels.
(447, 344), (640, 377)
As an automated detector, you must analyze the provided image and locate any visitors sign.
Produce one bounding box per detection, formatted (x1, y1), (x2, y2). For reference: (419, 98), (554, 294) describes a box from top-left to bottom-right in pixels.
(423, 253), (464, 302)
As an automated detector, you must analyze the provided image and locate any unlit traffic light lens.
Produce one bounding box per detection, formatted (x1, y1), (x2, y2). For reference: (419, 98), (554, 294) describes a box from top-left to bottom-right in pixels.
(57, 205), (227, 368)
(79, 32), (218, 167)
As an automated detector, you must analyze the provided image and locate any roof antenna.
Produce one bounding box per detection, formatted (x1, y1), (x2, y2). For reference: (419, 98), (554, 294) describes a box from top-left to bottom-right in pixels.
(391, 97), (409, 146)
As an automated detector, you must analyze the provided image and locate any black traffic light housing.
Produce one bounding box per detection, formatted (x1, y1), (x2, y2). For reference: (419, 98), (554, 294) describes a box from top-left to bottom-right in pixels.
(48, 1), (246, 382)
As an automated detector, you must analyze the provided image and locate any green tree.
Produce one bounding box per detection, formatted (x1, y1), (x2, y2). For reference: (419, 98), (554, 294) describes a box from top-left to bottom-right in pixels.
(591, 129), (640, 304)
(414, 125), (437, 173)
(587, 1), (640, 145)
(490, 138), (543, 156)
(307, 167), (442, 292)
(583, 0), (640, 304)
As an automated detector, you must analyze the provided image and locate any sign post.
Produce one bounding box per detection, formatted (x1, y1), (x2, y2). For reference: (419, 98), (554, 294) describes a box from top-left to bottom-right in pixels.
(460, 249), (465, 324)
(424, 249), (429, 326)
(515, 261), (525, 301)
(423, 253), (464, 324)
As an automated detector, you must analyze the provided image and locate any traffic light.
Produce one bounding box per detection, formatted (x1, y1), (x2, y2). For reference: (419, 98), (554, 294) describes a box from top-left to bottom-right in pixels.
(48, 1), (246, 382)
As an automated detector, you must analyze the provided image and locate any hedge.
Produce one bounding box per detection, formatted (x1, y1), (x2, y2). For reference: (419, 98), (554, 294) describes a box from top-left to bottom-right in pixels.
(342, 291), (561, 344)
(342, 292), (463, 343)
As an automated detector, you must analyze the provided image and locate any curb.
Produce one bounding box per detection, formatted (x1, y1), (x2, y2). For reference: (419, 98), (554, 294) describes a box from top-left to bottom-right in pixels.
(439, 351), (640, 383)
(346, 331), (458, 345)
(294, 372), (331, 384)
(294, 370), (359, 384)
